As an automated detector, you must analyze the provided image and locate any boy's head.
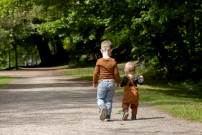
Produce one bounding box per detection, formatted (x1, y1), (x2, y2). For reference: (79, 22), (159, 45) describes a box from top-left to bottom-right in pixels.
(124, 62), (135, 75)
(100, 40), (112, 58)
(101, 40), (112, 50)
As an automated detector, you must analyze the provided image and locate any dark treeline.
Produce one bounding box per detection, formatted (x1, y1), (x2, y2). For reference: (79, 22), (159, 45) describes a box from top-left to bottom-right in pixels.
(0, 0), (201, 80)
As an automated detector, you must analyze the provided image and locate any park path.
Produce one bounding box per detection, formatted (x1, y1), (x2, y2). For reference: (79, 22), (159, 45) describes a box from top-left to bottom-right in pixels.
(0, 68), (202, 135)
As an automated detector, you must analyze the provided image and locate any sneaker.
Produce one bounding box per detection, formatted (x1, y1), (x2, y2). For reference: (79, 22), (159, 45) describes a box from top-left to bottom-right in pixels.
(131, 114), (136, 120)
(99, 106), (108, 121)
(104, 115), (111, 121)
(122, 112), (129, 121)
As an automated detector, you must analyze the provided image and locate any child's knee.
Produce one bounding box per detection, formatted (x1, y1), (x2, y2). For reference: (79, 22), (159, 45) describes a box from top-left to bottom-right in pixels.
(130, 104), (138, 109)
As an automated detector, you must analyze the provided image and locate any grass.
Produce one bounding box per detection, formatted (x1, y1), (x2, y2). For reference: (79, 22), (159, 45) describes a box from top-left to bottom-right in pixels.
(134, 85), (202, 122)
(64, 63), (202, 123)
(64, 67), (94, 81)
(119, 82), (202, 123)
(0, 77), (12, 88)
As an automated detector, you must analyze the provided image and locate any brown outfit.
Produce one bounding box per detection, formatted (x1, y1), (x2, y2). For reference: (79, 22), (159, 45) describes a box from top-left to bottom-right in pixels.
(93, 58), (120, 86)
(122, 77), (139, 115)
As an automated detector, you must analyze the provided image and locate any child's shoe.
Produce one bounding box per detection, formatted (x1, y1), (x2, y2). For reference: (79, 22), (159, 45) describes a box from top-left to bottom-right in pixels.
(104, 115), (111, 121)
(99, 106), (108, 121)
(131, 114), (136, 120)
(122, 112), (129, 121)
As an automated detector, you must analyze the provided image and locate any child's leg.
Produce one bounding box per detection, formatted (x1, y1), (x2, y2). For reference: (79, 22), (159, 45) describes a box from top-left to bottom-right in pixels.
(122, 102), (129, 120)
(105, 81), (115, 119)
(97, 81), (108, 120)
(97, 81), (108, 108)
(130, 104), (138, 120)
(122, 102), (129, 112)
(105, 89), (114, 118)
(130, 91), (139, 120)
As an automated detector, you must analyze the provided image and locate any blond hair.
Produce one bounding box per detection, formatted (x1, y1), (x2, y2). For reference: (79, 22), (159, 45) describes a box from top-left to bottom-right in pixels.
(101, 40), (112, 50)
(124, 62), (135, 75)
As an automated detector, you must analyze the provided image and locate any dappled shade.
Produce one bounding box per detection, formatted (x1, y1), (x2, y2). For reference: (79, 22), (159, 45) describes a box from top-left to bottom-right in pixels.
(0, 0), (201, 80)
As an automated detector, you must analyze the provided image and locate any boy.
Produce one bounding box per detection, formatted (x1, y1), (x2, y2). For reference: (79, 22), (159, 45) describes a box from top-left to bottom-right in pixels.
(93, 40), (120, 121)
(120, 62), (144, 120)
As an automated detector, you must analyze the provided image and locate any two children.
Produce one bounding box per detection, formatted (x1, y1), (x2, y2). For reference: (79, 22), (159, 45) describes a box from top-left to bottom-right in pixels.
(93, 40), (143, 121)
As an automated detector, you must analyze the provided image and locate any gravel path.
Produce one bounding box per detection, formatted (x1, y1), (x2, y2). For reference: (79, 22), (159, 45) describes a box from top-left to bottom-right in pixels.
(0, 69), (202, 135)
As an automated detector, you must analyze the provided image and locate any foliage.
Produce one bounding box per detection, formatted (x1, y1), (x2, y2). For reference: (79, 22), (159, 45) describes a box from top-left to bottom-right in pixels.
(0, 0), (201, 79)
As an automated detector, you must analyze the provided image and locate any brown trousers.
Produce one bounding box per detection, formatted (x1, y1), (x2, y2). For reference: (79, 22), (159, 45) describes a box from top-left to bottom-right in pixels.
(122, 85), (139, 115)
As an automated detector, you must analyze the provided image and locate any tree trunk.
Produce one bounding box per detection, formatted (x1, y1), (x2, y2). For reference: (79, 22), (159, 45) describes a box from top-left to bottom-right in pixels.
(151, 33), (167, 68)
(8, 47), (11, 70)
(11, 42), (18, 70)
(53, 35), (69, 65)
(32, 34), (52, 66)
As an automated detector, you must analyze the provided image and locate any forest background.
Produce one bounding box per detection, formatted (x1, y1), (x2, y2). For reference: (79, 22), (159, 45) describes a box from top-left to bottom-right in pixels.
(0, 0), (201, 81)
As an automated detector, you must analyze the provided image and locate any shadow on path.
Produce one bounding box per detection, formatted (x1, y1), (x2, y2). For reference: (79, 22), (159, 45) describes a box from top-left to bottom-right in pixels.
(0, 69), (202, 135)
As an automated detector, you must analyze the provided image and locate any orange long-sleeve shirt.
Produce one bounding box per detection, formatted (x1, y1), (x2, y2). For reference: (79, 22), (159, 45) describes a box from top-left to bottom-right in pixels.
(93, 58), (120, 86)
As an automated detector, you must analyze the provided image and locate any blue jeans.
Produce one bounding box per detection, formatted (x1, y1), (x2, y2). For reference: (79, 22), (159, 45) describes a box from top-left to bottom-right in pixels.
(97, 80), (115, 117)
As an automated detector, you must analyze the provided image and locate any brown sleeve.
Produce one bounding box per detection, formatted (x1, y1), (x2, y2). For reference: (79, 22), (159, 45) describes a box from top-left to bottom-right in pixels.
(93, 62), (100, 86)
(114, 63), (120, 84)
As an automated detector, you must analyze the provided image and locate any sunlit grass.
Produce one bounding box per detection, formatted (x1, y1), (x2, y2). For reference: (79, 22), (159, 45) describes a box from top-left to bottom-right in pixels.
(117, 84), (202, 122)
(64, 64), (202, 123)
(64, 67), (94, 81)
(64, 63), (126, 80)
(147, 95), (202, 122)
(0, 77), (12, 87)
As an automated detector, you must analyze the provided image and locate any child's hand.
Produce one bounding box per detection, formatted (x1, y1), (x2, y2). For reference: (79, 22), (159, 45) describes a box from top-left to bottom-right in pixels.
(138, 75), (144, 84)
(128, 74), (133, 78)
(93, 83), (97, 88)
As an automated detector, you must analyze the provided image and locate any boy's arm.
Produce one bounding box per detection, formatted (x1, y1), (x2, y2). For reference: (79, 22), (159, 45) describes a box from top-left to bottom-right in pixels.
(114, 64), (120, 86)
(93, 65), (100, 87)
(120, 76), (128, 87)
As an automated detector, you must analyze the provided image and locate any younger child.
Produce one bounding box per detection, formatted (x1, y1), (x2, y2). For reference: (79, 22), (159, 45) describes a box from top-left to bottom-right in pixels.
(93, 40), (120, 121)
(120, 62), (144, 120)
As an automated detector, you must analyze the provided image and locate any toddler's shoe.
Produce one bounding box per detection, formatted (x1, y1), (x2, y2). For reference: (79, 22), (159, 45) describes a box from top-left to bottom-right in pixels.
(99, 106), (108, 121)
(122, 112), (129, 121)
(131, 114), (136, 120)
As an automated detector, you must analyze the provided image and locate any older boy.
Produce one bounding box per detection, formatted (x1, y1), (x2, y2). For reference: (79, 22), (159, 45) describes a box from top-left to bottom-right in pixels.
(93, 40), (120, 121)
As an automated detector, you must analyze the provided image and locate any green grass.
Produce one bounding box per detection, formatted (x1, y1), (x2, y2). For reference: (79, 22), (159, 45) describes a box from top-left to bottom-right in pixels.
(64, 63), (126, 80)
(0, 77), (12, 87)
(64, 67), (94, 81)
(117, 84), (202, 123)
(64, 64), (202, 123)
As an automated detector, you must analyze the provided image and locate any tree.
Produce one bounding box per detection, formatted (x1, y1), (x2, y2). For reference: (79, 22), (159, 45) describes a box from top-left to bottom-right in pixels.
(0, 0), (201, 80)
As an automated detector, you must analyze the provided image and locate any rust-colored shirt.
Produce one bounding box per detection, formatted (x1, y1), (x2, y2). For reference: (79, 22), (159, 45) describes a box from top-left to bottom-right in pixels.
(93, 58), (120, 85)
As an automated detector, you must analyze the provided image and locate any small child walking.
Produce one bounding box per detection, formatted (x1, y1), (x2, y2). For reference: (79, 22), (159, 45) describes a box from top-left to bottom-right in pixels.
(93, 40), (120, 121)
(120, 62), (144, 120)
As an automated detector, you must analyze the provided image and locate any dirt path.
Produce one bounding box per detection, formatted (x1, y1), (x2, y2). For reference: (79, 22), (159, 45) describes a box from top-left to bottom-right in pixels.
(0, 69), (202, 135)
